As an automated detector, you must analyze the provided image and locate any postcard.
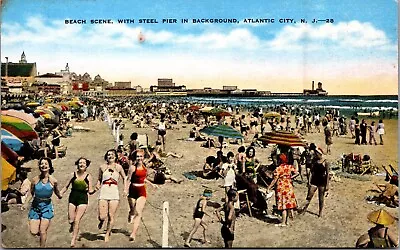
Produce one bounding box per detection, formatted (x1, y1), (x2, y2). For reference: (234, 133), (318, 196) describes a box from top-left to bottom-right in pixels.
(1, 0), (398, 248)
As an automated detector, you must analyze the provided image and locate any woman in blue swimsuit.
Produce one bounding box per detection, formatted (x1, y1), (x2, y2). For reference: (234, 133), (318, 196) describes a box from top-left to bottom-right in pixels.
(23, 157), (62, 248)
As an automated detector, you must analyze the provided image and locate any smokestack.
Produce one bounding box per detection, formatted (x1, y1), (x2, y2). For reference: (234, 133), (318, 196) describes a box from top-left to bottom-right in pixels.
(312, 80), (314, 91)
(5, 57), (8, 78)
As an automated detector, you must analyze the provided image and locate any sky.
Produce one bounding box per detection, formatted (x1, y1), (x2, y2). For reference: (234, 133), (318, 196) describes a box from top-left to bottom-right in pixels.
(1, 0), (398, 95)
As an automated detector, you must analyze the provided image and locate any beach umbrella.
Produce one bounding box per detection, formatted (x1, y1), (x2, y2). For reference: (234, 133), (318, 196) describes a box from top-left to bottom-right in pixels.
(264, 111), (281, 118)
(35, 108), (56, 119)
(1, 128), (24, 152)
(1, 142), (19, 166)
(26, 102), (41, 108)
(1, 110), (37, 127)
(2, 157), (17, 191)
(367, 209), (395, 226)
(1, 115), (38, 141)
(215, 110), (232, 117)
(199, 124), (243, 139)
(188, 105), (200, 111)
(258, 131), (306, 147)
(199, 107), (215, 113)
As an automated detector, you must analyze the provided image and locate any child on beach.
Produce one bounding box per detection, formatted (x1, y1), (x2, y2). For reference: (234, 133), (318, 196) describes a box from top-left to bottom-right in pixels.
(185, 189), (213, 247)
(215, 189), (238, 248)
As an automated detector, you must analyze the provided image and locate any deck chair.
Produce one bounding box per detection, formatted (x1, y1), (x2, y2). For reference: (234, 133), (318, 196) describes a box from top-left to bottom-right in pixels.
(383, 165), (398, 181)
(137, 134), (149, 149)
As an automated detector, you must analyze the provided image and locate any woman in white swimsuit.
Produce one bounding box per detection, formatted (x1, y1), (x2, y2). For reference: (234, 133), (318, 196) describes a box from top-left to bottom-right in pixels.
(96, 149), (127, 242)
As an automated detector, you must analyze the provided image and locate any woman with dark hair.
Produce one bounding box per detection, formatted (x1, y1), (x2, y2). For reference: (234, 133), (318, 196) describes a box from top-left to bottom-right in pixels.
(125, 149), (158, 241)
(244, 146), (260, 184)
(267, 153), (299, 227)
(60, 157), (96, 247)
(23, 157), (62, 247)
(203, 156), (217, 179)
(298, 147), (330, 217)
(96, 149), (127, 242)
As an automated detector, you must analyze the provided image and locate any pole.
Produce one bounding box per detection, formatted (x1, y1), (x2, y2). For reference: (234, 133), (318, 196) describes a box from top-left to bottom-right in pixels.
(162, 201), (169, 248)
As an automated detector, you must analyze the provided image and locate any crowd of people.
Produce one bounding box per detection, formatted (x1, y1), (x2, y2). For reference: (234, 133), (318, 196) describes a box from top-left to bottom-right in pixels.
(3, 97), (397, 248)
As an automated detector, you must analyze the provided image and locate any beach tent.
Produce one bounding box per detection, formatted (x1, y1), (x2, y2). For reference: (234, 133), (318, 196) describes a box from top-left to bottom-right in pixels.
(1, 115), (39, 141)
(1, 128), (24, 152)
(2, 157), (17, 191)
(258, 131), (306, 147)
(1, 110), (37, 127)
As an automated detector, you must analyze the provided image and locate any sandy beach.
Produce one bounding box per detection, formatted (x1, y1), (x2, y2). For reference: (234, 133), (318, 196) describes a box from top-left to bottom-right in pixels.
(1, 114), (398, 248)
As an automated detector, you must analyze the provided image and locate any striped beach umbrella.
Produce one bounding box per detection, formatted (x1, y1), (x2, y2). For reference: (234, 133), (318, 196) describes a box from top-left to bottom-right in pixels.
(199, 124), (243, 139)
(1, 128), (24, 152)
(2, 157), (17, 191)
(1, 142), (19, 166)
(1, 110), (37, 127)
(258, 131), (306, 147)
(1, 115), (39, 141)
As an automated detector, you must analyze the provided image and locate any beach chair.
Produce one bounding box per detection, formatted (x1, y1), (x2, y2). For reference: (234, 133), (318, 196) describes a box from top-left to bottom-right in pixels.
(237, 189), (252, 217)
(382, 165), (398, 181)
(137, 133), (149, 149)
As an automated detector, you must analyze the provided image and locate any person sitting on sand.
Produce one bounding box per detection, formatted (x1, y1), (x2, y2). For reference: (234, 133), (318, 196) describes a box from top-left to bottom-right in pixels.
(203, 156), (219, 179)
(185, 189), (213, 247)
(356, 209), (398, 248)
(153, 140), (183, 158)
(4, 170), (31, 206)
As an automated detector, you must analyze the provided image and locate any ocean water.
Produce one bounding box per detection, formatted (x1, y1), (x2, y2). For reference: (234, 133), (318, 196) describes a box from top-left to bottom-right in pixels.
(181, 95), (399, 112)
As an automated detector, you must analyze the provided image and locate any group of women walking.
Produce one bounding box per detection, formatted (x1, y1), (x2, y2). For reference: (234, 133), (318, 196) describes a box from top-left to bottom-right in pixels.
(23, 147), (155, 247)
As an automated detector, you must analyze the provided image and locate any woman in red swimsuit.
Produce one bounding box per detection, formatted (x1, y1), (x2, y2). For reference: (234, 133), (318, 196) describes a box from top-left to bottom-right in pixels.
(124, 149), (158, 241)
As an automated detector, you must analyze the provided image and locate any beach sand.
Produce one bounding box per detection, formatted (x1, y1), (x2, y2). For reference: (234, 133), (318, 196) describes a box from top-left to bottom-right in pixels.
(1, 117), (398, 248)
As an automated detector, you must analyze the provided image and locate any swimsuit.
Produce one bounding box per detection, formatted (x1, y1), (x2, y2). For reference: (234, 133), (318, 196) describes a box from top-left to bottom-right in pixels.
(193, 199), (204, 219)
(368, 228), (391, 248)
(310, 161), (327, 187)
(128, 166), (147, 199)
(98, 165), (120, 200)
(28, 180), (54, 220)
(69, 172), (89, 206)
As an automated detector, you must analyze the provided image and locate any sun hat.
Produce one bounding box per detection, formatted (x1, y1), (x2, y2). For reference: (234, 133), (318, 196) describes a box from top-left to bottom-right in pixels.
(367, 209), (395, 226)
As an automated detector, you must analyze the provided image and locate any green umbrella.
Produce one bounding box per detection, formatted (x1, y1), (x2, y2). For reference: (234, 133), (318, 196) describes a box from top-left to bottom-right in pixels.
(199, 124), (243, 139)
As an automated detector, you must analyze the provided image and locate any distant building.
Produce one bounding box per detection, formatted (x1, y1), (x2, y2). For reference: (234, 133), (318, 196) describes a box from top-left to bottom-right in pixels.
(158, 78), (174, 87)
(222, 86), (237, 91)
(29, 82), (61, 96)
(91, 74), (110, 91)
(303, 81), (328, 96)
(115, 81), (131, 89)
(1, 52), (37, 92)
(150, 78), (186, 93)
